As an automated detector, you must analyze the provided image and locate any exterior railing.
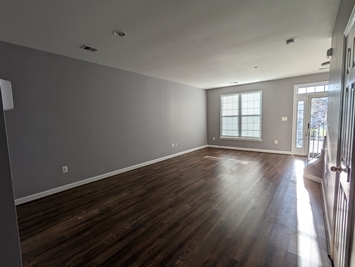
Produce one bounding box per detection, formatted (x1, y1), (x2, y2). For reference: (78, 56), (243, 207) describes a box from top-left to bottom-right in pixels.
(308, 119), (326, 162)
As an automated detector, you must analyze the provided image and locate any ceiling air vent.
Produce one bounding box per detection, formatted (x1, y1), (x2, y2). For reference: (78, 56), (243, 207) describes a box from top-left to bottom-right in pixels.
(80, 45), (98, 52)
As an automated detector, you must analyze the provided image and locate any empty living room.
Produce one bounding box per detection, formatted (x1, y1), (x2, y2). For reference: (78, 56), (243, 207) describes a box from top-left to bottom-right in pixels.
(1, 0), (355, 266)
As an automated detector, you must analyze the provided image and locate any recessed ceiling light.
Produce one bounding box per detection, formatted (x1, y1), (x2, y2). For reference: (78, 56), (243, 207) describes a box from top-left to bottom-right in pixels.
(286, 38), (295, 45)
(112, 30), (127, 37)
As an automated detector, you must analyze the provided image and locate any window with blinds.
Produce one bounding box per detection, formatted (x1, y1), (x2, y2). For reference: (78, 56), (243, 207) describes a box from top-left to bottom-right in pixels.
(221, 91), (262, 139)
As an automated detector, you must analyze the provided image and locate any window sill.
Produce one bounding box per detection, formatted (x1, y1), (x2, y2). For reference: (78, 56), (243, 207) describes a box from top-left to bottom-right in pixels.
(220, 136), (263, 142)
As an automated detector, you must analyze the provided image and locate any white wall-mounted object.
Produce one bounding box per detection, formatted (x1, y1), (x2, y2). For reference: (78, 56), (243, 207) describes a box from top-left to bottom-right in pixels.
(282, 117), (288, 121)
(0, 79), (14, 111)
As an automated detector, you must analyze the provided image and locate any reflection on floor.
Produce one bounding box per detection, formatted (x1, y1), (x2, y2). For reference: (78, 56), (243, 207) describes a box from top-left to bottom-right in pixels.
(17, 148), (332, 267)
(294, 160), (331, 267)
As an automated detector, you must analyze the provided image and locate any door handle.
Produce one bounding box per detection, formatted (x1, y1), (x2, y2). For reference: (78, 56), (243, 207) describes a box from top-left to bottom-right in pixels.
(330, 166), (346, 173)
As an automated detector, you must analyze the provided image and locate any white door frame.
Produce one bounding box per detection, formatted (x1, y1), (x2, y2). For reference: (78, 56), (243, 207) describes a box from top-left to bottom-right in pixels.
(291, 81), (329, 156)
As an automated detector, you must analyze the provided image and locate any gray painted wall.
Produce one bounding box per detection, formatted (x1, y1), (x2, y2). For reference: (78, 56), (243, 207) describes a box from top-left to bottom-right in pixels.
(0, 41), (207, 199)
(0, 90), (22, 266)
(327, 0), (355, 263)
(207, 73), (329, 152)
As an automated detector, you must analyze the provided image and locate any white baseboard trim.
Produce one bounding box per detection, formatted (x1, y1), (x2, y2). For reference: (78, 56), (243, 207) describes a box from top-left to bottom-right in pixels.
(15, 145), (208, 206)
(207, 145), (292, 155)
(321, 179), (333, 255)
(303, 173), (322, 183)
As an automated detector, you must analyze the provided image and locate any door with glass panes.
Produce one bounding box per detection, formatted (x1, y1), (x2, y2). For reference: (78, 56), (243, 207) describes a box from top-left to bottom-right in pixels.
(292, 83), (328, 157)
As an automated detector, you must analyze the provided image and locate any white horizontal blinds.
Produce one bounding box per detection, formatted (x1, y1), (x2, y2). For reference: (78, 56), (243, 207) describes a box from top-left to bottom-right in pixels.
(296, 100), (305, 148)
(241, 92), (261, 138)
(221, 94), (239, 136)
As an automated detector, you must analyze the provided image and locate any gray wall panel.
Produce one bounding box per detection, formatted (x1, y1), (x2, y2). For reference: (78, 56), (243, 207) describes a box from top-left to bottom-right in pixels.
(0, 41), (207, 199)
(0, 90), (22, 267)
(207, 73), (329, 152)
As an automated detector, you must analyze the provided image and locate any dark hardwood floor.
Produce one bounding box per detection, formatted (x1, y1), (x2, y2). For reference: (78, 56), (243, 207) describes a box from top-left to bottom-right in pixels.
(16, 148), (332, 267)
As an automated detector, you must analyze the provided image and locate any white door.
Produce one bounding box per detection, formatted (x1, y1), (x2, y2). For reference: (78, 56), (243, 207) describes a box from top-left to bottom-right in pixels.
(292, 84), (328, 156)
(331, 19), (355, 267)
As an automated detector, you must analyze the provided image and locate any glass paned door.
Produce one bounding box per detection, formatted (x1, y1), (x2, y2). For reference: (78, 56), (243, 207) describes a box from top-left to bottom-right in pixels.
(292, 82), (328, 156)
(308, 97), (328, 161)
(296, 101), (305, 148)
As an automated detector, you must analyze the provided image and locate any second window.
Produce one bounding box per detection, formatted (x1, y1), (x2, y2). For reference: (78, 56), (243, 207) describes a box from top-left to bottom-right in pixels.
(221, 91), (262, 139)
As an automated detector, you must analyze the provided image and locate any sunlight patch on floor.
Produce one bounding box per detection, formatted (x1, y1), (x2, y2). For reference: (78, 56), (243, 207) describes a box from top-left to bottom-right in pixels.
(294, 159), (322, 267)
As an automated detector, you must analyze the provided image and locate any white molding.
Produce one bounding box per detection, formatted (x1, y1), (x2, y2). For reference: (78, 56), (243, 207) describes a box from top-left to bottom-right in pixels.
(303, 173), (322, 183)
(293, 81), (329, 90)
(321, 179), (333, 255)
(291, 81), (328, 156)
(15, 145), (208, 206)
(345, 4), (355, 36)
(208, 145), (291, 155)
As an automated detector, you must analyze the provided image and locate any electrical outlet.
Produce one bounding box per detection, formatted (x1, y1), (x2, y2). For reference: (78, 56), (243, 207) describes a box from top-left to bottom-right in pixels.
(62, 166), (68, 173)
(175, 143), (178, 147)
(172, 143), (174, 148)
(274, 140), (278, 144)
(213, 137), (215, 140)
(282, 117), (288, 121)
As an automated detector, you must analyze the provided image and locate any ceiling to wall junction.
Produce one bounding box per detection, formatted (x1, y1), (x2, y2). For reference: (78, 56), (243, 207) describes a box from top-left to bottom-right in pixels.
(0, 0), (340, 89)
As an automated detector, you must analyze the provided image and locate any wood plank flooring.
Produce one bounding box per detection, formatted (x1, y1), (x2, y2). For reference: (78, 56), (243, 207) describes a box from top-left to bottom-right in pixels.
(16, 148), (332, 267)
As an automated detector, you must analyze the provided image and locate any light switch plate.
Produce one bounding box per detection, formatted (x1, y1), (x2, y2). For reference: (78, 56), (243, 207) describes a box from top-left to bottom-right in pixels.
(282, 117), (288, 121)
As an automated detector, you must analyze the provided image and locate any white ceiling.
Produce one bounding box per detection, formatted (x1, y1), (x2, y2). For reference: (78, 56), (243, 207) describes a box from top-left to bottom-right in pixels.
(0, 0), (340, 89)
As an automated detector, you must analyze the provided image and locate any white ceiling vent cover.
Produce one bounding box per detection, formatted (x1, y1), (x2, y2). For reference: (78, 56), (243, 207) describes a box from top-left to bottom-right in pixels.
(80, 45), (98, 52)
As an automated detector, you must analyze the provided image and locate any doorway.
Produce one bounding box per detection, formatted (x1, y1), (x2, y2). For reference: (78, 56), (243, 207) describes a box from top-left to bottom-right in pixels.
(291, 82), (329, 158)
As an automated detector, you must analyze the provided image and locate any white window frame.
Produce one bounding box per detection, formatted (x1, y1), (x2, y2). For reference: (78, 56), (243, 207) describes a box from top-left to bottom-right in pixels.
(220, 90), (263, 141)
(291, 81), (328, 155)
